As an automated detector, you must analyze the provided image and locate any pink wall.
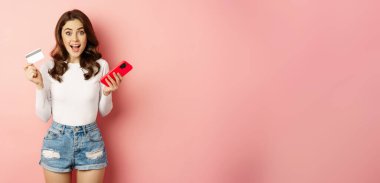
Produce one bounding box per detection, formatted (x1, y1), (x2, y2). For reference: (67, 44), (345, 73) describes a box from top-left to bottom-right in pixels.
(1, 0), (379, 183)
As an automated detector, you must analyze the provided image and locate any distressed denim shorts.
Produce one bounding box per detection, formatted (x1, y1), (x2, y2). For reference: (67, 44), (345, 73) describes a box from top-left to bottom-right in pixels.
(39, 121), (108, 173)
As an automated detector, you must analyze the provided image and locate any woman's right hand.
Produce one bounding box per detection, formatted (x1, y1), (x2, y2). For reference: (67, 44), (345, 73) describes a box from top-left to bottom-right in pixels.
(24, 64), (44, 89)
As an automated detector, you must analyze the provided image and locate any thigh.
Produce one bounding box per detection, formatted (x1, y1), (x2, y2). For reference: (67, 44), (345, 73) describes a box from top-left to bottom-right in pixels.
(77, 168), (105, 183)
(43, 168), (71, 183)
(74, 128), (108, 170)
(40, 127), (73, 172)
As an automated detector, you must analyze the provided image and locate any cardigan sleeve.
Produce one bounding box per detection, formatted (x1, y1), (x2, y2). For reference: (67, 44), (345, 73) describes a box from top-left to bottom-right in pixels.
(35, 62), (52, 122)
(98, 60), (113, 117)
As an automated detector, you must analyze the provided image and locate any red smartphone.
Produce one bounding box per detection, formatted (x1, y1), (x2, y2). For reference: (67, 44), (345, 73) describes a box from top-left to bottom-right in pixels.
(101, 60), (133, 87)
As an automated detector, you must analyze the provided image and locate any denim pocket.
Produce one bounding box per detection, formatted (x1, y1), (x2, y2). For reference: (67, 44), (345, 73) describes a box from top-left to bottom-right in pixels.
(88, 129), (102, 142)
(44, 128), (62, 140)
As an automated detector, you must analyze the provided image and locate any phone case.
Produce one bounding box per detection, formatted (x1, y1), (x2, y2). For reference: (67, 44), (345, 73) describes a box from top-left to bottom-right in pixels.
(100, 60), (133, 87)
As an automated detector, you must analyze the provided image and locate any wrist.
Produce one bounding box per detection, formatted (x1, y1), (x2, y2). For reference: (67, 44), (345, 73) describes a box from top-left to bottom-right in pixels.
(103, 90), (111, 96)
(36, 83), (44, 90)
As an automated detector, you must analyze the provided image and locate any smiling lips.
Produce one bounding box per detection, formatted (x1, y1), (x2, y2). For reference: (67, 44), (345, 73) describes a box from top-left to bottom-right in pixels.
(70, 43), (81, 52)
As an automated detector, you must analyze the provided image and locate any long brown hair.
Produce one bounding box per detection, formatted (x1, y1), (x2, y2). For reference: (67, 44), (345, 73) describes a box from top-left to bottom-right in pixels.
(49, 9), (101, 82)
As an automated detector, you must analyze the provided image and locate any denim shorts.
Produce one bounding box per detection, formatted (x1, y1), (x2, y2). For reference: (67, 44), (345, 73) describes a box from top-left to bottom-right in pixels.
(39, 121), (108, 173)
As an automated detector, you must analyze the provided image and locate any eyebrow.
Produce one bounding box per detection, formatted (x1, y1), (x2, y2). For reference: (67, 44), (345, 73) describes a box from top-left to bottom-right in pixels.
(63, 27), (84, 31)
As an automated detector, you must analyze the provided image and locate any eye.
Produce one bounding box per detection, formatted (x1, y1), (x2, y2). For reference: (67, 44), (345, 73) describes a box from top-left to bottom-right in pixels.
(65, 31), (72, 36)
(79, 31), (85, 35)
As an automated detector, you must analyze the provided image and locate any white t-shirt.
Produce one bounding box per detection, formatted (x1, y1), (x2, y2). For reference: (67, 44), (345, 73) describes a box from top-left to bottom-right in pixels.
(35, 58), (113, 126)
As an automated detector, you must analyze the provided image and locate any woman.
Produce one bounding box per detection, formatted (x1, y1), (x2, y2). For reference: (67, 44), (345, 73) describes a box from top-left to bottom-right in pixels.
(24, 9), (121, 183)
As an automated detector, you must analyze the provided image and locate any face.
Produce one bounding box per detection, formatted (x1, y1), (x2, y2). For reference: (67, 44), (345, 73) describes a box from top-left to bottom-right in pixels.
(61, 19), (87, 61)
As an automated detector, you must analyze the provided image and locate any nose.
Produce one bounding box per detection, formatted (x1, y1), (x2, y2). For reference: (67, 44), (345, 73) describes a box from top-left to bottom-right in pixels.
(72, 33), (79, 41)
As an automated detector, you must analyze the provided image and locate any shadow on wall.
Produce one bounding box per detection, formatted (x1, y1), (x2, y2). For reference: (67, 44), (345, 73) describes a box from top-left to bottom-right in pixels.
(91, 18), (135, 183)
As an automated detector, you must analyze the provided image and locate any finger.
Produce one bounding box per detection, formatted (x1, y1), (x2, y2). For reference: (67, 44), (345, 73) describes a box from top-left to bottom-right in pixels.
(108, 75), (116, 87)
(27, 68), (34, 73)
(27, 70), (33, 75)
(24, 64), (33, 70)
(113, 73), (120, 85)
(31, 70), (37, 76)
(25, 63), (34, 67)
(117, 73), (123, 82)
(26, 65), (36, 72)
(105, 78), (113, 88)
(28, 72), (35, 79)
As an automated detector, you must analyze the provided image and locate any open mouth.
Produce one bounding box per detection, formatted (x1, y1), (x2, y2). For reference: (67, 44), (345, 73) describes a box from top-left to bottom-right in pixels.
(70, 43), (81, 52)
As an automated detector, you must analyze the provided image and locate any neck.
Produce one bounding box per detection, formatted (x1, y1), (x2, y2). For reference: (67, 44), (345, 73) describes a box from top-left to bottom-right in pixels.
(68, 57), (80, 63)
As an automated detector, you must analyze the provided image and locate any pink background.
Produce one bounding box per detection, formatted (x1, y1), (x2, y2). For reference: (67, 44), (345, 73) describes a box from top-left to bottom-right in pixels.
(1, 0), (379, 183)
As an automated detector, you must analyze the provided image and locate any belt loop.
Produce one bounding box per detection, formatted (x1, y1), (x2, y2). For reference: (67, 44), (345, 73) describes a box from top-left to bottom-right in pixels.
(83, 125), (87, 136)
(62, 125), (65, 134)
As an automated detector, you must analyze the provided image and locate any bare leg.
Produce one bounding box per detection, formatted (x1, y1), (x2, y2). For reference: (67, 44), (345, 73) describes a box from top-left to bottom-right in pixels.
(77, 168), (105, 183)
(43, 168), (71, 183)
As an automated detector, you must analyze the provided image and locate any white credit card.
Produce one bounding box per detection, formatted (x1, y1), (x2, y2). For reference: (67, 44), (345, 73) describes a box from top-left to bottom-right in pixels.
(26, 48), (44, 64)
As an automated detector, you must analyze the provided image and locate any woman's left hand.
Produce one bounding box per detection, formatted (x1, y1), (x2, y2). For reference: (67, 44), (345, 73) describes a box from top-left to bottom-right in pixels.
(103, 72), (123, 96)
